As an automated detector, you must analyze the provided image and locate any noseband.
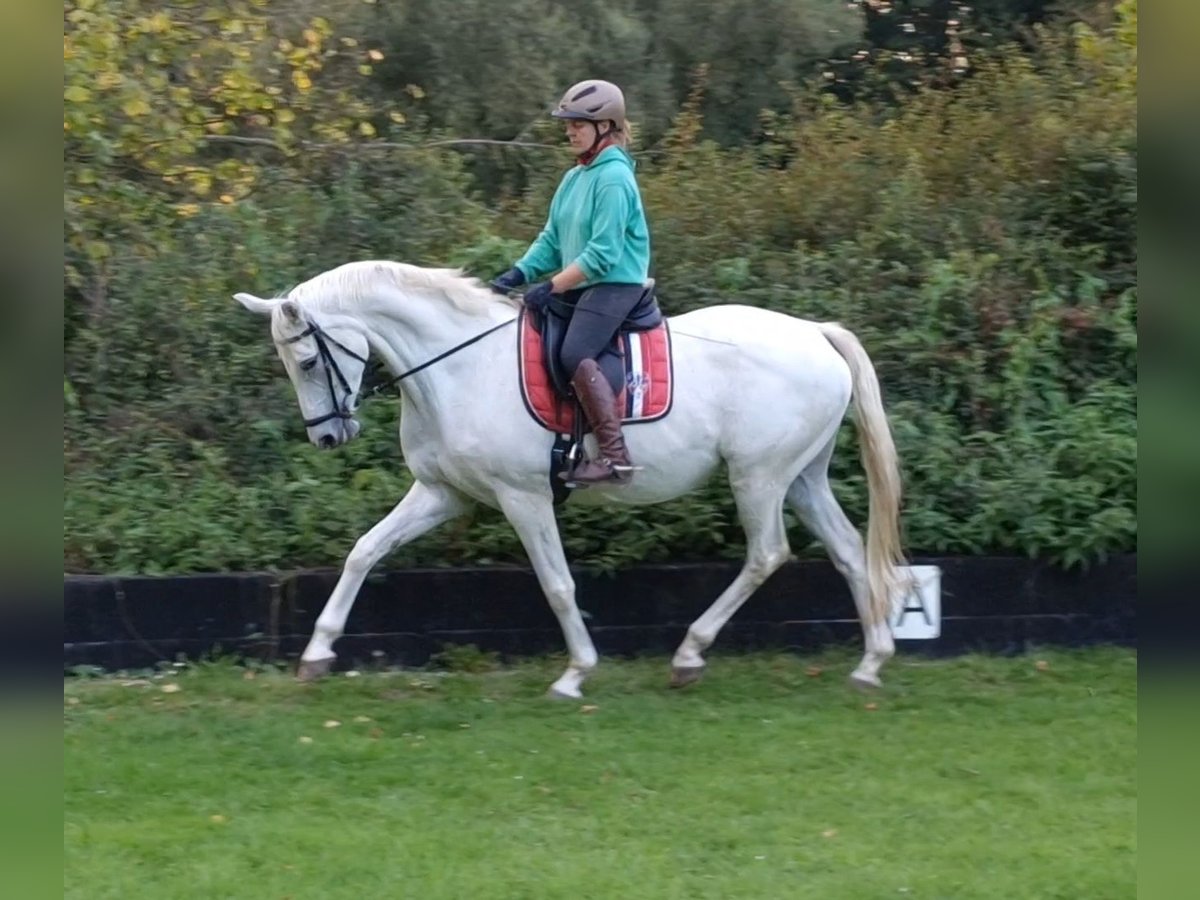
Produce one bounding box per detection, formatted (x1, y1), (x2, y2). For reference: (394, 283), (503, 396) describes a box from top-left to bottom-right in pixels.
(279, 322), (369, 428)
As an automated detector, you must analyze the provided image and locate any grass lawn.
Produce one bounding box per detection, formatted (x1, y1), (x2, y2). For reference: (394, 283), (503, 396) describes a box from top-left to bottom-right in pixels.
(64, 647), (1136, 899)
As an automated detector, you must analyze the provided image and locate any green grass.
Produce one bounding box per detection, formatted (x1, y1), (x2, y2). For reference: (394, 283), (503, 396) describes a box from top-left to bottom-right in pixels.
(64, 648), (1136, 899)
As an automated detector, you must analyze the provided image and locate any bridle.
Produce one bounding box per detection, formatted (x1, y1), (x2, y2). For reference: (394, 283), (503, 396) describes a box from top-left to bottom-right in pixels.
(278, 315), (517, 429)
(279, 322), (369, 428)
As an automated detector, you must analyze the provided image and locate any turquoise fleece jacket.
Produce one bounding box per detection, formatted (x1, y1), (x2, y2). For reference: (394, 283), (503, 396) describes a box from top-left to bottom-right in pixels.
(515, 145), (650, 286)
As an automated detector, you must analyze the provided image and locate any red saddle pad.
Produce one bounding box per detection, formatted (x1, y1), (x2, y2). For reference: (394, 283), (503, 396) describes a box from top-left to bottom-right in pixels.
(517, 309), (674, 434)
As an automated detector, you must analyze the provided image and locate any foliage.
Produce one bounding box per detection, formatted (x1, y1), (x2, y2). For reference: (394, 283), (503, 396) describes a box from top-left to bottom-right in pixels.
(370, 0), (858, 149)
(64, 0), (386, 307)
(63, 2), (1137, 576)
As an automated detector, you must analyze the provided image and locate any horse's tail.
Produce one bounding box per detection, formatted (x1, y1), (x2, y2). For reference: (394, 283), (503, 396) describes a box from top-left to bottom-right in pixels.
(817, 322), (906, 627)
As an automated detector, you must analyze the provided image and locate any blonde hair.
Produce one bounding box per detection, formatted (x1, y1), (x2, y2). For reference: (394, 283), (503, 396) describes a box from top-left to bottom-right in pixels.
(614, 119), (635, 148)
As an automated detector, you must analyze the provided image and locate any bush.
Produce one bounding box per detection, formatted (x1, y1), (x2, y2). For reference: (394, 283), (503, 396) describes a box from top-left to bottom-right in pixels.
(64, 11), (1136, 576)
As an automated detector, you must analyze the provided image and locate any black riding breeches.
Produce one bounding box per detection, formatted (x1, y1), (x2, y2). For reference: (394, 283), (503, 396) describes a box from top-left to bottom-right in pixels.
(559, 283), (647, 385)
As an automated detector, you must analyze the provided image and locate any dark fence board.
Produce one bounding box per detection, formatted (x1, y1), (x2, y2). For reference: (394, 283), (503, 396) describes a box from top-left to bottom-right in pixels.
(64, 555), (1136, 672)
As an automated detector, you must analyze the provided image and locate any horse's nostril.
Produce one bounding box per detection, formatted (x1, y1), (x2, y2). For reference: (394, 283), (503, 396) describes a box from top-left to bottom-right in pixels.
(318, 434), (337, 449)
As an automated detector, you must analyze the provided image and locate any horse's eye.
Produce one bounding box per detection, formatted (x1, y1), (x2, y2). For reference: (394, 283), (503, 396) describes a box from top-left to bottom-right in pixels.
(299, 357), (318, 372)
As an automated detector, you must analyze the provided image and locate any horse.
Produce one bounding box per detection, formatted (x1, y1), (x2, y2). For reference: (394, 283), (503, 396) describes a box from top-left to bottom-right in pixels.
(234, 260), (906, 699)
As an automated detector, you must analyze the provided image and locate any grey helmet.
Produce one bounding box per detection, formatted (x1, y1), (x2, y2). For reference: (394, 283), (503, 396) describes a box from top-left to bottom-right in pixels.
(551, 80), (626, 127)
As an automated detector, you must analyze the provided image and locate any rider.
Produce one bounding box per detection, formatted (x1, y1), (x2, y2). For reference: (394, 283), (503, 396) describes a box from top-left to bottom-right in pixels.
(491, 79), (651, 486)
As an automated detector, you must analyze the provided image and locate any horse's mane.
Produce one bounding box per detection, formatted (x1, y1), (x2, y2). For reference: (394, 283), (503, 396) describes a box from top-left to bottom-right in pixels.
(286, 260), (518, 316)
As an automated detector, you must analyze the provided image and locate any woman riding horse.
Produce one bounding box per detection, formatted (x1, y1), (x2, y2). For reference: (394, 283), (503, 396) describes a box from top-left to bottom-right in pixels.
(491, 79), (651, 486)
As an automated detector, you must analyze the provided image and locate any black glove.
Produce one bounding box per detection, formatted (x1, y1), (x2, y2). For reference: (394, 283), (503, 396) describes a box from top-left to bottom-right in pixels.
(523, 281), (555, 314)
(489, 267), (526, 295)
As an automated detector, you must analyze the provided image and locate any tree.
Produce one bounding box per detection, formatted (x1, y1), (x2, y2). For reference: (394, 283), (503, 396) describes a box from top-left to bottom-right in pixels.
(64, 0), (383, 322)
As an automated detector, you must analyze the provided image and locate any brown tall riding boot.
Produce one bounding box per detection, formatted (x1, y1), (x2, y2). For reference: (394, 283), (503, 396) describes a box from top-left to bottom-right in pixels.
(566, 358), (635, 485)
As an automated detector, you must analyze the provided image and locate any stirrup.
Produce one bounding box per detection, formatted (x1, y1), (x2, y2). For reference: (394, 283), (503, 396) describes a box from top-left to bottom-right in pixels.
(559, 458), (639, 488)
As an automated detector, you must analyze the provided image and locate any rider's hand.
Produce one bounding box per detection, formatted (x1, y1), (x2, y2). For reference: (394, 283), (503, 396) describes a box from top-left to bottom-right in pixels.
(523, 281), (555, 314)
(489, 267), (526, 295)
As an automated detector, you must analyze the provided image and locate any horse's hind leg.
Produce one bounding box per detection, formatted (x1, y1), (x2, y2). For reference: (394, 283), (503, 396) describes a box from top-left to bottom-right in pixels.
(786, 464), (894, 689)
(495, 490), (598, 699)
(670, 478), (791, 686)
(297, 481), (469, 680)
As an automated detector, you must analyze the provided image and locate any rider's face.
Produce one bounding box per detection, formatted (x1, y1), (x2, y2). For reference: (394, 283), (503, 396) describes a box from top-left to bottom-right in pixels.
(565, 119), (597, 153)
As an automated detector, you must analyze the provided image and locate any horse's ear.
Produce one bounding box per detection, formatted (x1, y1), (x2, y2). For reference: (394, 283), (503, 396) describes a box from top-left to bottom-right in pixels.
(280, 300), (304, 325)
(233, 292), (276, 316)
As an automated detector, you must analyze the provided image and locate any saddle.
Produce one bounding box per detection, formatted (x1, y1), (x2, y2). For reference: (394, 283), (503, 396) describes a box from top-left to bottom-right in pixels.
(537, 279), (664, 398)
(516, 280), (673, 504)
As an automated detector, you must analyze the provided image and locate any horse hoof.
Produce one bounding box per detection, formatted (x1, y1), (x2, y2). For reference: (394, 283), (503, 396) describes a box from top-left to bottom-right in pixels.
(547, 686), (582, 701)
(670, 665), (706, 689)
(848, 672), (883, 692)
(296, 657), (335, 682)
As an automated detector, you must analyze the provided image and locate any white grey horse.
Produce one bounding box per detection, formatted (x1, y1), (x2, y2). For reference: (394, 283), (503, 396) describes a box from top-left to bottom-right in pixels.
(235, 260), (906, 698)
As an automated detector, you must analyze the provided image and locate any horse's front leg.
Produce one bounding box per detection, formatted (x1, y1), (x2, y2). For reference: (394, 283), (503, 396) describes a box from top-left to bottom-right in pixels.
(495, 490), (597, 699)
(297, 481), (469, 680)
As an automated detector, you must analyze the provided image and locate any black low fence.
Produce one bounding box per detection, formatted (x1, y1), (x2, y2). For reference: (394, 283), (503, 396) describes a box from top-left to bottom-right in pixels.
(63, 555), (1136, 672)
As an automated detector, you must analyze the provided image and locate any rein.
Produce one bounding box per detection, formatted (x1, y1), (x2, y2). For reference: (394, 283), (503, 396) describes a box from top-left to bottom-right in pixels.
(364, 316), (517, 398)
(281, 316), (518, 426)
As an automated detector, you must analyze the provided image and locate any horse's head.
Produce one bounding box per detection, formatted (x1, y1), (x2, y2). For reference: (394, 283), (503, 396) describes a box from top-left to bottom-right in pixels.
(235, 292), (370, 450)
